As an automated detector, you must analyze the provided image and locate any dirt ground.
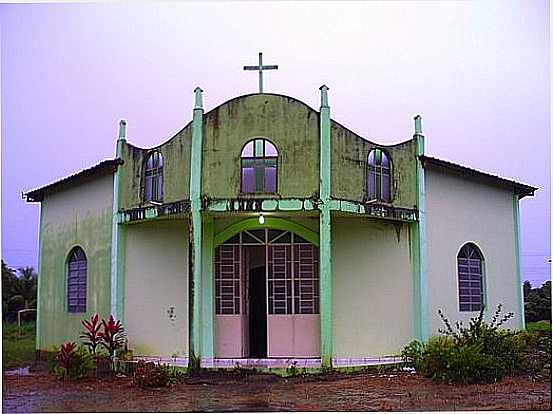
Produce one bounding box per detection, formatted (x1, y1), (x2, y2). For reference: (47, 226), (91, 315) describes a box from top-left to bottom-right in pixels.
(2, 368), (551, 412)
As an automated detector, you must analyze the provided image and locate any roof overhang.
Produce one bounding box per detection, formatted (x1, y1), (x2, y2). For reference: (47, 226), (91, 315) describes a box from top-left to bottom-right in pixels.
(24, 159), (123, 202)
(420, 155), (537, 199)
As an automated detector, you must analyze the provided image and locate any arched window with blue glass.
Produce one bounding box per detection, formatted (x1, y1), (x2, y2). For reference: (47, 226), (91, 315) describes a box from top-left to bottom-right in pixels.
(457, 243), (485, 312)
(67, 246), (87, 313)
(367, 148), (392, 202)
(144, 151), (163, 202)
(240, 138), (278, 194)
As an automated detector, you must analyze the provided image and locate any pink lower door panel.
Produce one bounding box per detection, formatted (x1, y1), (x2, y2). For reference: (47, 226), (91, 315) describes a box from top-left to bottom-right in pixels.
(215, 315), (245, 358)
(267, 314), (320, 357)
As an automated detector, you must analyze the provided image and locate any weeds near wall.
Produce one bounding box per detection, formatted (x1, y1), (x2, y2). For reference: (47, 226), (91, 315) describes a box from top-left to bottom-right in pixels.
(402, 304), (550, 384)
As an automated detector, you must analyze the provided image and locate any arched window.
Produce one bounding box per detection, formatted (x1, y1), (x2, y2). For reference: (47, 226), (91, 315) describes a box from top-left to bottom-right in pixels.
(240, 138), (278, 193)
(457, 243), (484, 312)
(67, 247), (87, 313)
(144, 151), (163, 202)
(367, 148), (391, 202)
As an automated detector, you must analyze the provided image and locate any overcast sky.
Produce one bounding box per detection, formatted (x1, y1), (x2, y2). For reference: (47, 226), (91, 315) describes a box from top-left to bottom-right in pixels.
(1, 1), (550, 286)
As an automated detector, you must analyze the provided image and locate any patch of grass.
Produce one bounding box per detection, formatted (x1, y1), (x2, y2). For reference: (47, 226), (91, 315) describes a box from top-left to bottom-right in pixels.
(3, 322), (36, 370)
(526, 321), (551, 333)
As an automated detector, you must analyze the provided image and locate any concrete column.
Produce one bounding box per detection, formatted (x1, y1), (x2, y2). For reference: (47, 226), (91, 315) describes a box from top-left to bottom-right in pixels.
(513, 195), (525, 329)
(111, 120), (126, 321)
(319, 85), (333, 367)
(412, 115), (429, 342)
(189, 87), (204, 368)
(35, 204), (45, 351)
(201, 215), (214, 360)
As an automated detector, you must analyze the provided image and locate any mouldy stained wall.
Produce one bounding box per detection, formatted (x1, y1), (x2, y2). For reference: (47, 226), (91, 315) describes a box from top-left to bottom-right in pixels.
(202, 94), (320, 198)
(119, 125), (192, 210)
(330, 121), (418, 209)
(38, 174), (113, 350)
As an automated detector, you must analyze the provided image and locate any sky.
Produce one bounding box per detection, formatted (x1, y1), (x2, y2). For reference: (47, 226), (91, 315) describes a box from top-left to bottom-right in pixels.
(0, 1), (550, 286)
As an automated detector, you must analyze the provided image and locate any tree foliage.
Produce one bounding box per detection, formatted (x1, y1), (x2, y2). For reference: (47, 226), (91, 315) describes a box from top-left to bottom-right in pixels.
(2, 260), (37, 321)
(524, 280), (551, 323)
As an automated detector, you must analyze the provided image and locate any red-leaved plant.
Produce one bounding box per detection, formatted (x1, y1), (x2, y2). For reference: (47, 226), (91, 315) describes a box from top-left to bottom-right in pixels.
(80, 314), (102, 354)
(99, 314), (126, 357)
(55, 341), (77, 369)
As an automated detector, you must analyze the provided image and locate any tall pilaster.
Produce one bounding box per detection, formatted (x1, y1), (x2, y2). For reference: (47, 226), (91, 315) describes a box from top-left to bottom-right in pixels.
(189, 87), (204, 367)
(36, 204), (45, 351)
(111, 120), (126, 321)
(319, 85), (333, 368)
(201, 215), (214, 360)
(412, 115), (429, 342)
(513, 195), (525, 329)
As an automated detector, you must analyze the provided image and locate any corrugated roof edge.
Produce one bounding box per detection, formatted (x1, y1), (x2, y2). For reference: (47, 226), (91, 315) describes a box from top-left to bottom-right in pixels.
(24, 158), (124, 202)
(420, 155), (537, 198)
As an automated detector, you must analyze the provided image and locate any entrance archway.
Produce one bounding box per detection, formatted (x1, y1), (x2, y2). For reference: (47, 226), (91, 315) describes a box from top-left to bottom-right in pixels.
(214, 225), (320, 358)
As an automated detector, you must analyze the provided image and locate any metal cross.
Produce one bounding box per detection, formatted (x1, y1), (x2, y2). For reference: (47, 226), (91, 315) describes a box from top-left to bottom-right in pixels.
(243, 52), (278, 93)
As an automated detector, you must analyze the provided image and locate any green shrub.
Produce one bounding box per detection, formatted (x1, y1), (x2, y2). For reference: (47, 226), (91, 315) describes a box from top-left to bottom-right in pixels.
(133, 361), (184, 387)
(514, 330), (551, 378)
(50, 345), (95, 380)
(402, 304), (529, 384)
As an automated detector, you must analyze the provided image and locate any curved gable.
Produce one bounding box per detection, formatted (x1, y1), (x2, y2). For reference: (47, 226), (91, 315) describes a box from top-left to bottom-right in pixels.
(331, 120), (418, 207)
(202, 94), (320, 198)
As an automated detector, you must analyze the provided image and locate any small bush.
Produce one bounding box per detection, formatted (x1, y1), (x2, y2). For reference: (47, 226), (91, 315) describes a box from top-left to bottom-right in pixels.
(515, 330), (551, 379)
(402, 304), (529, 384)
(51, 343), (95, 380)
(133, 361), (184, 388)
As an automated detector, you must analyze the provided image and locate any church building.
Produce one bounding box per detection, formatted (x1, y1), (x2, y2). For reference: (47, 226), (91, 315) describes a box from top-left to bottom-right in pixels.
(25, 60), (536, 369)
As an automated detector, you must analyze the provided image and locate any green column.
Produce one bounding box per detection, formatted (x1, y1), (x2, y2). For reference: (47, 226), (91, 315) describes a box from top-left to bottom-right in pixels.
(189, 87), (204, 368)
(201, 215), (214, 359)
(513, 195), (525, 329)
(319, 85), (333, 368)
(412, 115), (429, 342)
(111, 120), (126, 321)
(36, 204), (45, 351)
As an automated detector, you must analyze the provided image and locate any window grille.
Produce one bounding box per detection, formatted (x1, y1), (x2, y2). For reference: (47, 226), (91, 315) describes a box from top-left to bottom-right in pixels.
(457, 243), (484, 312)
(144, 151), (163, 202)
(293, 244), (319, 314)
(367, 148), (391, 202)
(216, 230), (319, 316)
(268, 245), (293, 314)
(215, 245), (241, 315)
(267, 234), (319, 315)
(240, 138), (278, 193)
(67, 247), (87, 313)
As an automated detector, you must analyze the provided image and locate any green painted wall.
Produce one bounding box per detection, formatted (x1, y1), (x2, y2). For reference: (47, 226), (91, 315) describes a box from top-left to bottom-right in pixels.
(38, 174), (114, 350)
(201, 94), (320, 198)
(330, 121), (418, 208)
(119, 125), (192, 209)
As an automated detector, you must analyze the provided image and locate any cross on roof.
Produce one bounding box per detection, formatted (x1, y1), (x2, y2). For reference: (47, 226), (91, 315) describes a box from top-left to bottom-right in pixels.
(243, 52), (278, 93)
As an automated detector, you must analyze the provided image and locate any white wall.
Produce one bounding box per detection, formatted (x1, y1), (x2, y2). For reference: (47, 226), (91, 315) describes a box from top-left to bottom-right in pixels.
(125, 219), (189, 356)
(332, 217), (414, 357)
(425, 169), (521, 333)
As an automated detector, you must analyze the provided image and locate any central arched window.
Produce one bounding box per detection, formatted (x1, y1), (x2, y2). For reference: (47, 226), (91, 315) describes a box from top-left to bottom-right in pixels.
(144, 151), (163, 202)
(457, 243), (484, 312)
(240, 138), (278, 193)
(367, 148), (391, 202)
(67, 246), (87, 313)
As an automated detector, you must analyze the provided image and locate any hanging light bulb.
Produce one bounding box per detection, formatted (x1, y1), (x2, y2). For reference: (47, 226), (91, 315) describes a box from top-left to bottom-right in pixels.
(258, 213), (265, 225)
